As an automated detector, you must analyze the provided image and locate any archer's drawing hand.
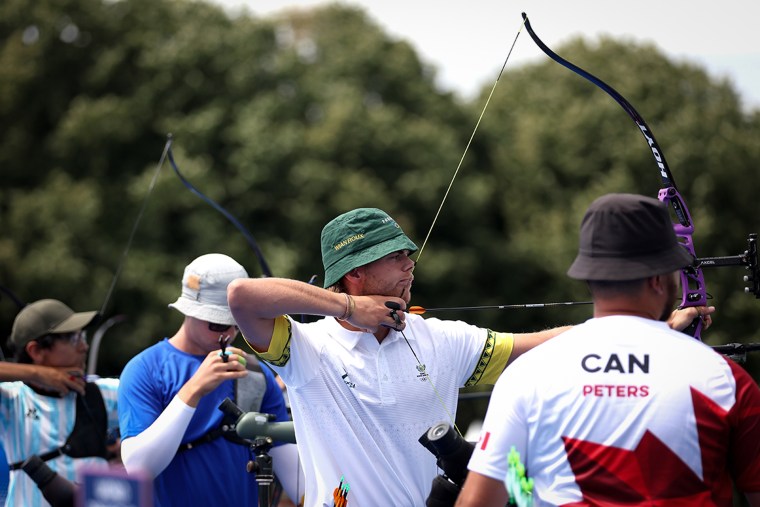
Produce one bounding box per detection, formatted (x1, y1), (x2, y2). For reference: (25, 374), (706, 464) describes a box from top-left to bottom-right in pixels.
(346, 295), (407, 333)
(31, 366), (86, 396)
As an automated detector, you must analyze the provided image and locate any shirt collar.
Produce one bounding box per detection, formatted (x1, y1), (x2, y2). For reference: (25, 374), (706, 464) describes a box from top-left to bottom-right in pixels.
(324, 316), (416, 350)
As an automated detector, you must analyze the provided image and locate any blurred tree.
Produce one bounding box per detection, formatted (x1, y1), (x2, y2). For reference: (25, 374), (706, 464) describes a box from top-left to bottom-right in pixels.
(1, 0), (758, 391)
(0, 0), (466, 375)
(466, 37), (760, 351)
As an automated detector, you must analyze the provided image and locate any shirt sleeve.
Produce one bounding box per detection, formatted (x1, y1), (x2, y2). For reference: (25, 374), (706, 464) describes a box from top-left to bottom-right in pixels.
(118, 354), (166, 439)
(252, 316), (292, 367)
(467, 358), (530, 482)
(726, 360), (760, 491)
(465, 331), (514, 387)
(251, 316), (327, 389)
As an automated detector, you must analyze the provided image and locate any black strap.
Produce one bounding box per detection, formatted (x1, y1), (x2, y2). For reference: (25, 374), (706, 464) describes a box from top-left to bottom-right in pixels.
(177, 364), (268, 454)
(177, 426), (225, 452)
(9, 448), (65, 471)
(64, 383), (108, 459)
(177, 420), (249, 453)
(9, 382), (109, 471)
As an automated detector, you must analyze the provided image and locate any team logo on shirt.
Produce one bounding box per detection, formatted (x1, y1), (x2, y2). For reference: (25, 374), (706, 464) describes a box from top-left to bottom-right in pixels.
(26, 408), (39, 420)
(416, 363), (429, 382)
(341, 369), (356, 389)
(581, 353), (649, 373)
(581, 352), (651, 398)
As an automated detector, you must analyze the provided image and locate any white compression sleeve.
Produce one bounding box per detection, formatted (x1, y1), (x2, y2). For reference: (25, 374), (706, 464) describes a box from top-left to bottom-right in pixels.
(270, 443), (305, 505)
(120, 395), (195, 478)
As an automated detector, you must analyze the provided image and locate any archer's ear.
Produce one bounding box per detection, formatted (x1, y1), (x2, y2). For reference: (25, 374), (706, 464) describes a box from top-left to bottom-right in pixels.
(340, 268), (363, 293)
(646, 274), (665, 295)
(345, 268), (361, 280)
(649, 272), (678, 295)
(25, 340), (45, 363)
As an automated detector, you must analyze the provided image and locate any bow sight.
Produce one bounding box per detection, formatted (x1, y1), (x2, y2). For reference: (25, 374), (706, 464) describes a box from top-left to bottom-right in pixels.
(522, 12), (760, 342)
(694, 233), (759, 298)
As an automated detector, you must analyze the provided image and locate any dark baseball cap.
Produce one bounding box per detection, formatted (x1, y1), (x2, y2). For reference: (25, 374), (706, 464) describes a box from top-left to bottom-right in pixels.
(10, 299), (98, 349)
(321, 208), (418, 288)
(567, 193), (694, 281)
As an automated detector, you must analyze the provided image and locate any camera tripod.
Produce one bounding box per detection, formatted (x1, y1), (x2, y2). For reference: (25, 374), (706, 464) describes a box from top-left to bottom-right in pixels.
(246, 436), (283, 507)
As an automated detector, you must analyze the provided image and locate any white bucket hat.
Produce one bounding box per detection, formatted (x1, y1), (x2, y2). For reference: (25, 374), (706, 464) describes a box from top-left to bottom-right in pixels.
(168, 254), (248, 325)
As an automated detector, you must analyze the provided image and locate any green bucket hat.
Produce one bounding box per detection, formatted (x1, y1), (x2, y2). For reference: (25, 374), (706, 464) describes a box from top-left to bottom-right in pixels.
(321, 208), (418, 288)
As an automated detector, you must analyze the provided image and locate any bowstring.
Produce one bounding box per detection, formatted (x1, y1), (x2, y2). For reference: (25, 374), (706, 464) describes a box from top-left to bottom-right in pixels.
(415, 18), (526, 266)
(405, 18), (526, 438)
(100, 137), (172, 316)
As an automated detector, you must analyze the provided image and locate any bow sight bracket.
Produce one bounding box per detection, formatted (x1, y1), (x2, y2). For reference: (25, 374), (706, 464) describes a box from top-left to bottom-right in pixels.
(695, 233), (760, 298)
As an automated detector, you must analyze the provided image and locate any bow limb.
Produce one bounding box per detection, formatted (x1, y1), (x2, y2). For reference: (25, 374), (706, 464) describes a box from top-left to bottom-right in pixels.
(165, 136), (273, 278)
(521, 13), (707, 339)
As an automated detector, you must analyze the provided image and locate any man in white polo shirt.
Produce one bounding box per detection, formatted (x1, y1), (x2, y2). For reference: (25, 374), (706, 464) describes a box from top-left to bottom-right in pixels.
(228, 207), (576, 506)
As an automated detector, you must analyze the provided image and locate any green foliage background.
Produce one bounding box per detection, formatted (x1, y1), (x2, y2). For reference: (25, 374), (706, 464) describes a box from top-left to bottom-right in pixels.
(2, 0), (759, 416)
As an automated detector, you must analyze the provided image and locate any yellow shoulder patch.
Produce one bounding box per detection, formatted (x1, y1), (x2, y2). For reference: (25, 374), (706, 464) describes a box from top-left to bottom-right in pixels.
(252, 316), (292, 367)
(464, 331), (514, 387)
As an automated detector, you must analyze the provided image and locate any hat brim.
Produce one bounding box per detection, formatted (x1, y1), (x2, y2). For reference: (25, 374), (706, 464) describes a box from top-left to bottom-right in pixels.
(168, 298), (235, 325)
(567, 244), (694, 281)
(50, 311), (99, 334)
(323, 235), (418, 288)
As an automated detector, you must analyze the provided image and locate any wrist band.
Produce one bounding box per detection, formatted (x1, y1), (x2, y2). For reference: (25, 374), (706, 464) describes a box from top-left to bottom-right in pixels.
(337, 293), (355, 321)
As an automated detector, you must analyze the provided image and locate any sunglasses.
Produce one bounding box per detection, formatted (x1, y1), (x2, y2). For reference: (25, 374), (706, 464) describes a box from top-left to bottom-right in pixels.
(37, 330), (87, 347)
(208, 322), (235, 333)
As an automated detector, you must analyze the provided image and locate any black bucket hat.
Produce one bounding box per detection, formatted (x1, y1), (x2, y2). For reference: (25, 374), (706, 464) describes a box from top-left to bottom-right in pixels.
(567, 193), (694, 281)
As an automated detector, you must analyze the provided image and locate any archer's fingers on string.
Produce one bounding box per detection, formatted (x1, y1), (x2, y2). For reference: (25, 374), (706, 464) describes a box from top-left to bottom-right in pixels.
(218, 350), (247, 366)
(384, 299), (408, 312)
(64, 371), (86, 394)
(385, 301), (401, 311)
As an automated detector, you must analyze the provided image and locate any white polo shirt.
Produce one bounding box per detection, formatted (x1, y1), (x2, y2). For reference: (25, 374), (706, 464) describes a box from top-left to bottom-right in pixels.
(255, 313), (513, 507)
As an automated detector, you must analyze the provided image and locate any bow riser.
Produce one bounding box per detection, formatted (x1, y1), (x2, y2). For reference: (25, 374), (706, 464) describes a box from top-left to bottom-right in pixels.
(658, 187), (707, 310)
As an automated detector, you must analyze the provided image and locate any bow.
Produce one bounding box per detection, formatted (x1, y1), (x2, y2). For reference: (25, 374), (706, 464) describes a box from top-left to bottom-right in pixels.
(100, 135), (273, 318)
(521, 13), (710, 337)
(165, 135), (273, 278)
(521, 13), (760, 340)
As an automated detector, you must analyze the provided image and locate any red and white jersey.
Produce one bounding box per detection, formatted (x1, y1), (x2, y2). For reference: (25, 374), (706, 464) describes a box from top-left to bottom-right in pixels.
(468, 315), (760, 506)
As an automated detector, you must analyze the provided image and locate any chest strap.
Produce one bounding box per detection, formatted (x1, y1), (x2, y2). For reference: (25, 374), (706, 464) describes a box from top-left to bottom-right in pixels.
(177, 418), (249, 452)
(9, 382), (108, 470)
(177, 356), (269, 453)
